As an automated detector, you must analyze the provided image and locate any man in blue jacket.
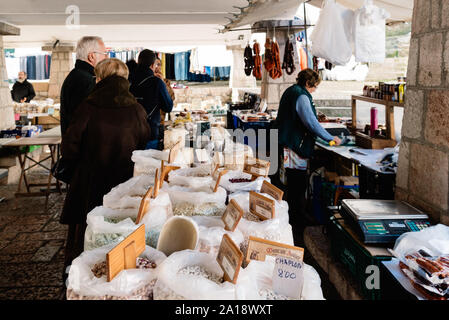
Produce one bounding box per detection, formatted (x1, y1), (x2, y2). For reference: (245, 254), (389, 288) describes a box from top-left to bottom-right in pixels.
(130, 49), (173, 150)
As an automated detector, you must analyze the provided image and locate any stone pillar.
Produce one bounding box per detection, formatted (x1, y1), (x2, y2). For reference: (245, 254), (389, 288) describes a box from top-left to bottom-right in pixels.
(0, 22), (20, 131)
(254, 20), (302, 110)
(42, 44), (75, 100)
(395, 0), (449, 225)
(226, 44), (257, 102)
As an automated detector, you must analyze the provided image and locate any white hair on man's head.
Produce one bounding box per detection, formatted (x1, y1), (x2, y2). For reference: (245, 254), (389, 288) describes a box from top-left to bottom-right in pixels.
(76, 36), (103, 61)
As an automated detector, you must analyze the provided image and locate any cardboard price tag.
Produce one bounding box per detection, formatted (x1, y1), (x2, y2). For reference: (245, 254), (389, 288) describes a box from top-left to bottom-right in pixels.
(216, 234), (243, 284)
(213, 169), (228, 193)
(160, 161), (181, 186)
(249, 191), (275, 220)
(135, 187), (153, 224)
(260, 180), (284, 201)
(244, 158), (270, 177)
(272, 255), (304, 299)
(221, 199), (244, 232)
(106, 224), (146, 282)
(152, 169), (160, 199)
(245, 236), (304, 264)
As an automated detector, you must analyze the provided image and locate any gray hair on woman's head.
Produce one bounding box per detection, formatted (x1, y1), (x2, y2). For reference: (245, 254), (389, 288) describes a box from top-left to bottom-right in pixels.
(76, 36), (103, 61)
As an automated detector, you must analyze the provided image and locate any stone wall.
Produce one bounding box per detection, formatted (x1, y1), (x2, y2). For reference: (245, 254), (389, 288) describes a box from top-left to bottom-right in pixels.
(0, 36), (15, 130)
(44, 46), (74, 100)
(173, 86), (232, 107)
(396, 0), (449, 225)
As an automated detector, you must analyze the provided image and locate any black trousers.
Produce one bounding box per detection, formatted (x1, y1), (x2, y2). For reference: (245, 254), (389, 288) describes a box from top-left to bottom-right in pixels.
(285, 168), (309, 230)
(62, 222), (87, 286)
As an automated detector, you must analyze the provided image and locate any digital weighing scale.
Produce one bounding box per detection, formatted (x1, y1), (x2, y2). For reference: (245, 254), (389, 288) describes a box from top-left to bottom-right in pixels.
(339, 199), (431, 244)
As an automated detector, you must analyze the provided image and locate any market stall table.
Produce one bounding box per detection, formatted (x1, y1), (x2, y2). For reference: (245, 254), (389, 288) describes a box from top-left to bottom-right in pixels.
(3, 136), (62, 210)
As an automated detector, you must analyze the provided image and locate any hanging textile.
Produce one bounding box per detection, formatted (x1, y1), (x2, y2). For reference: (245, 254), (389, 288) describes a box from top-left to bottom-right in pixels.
(282, 39), (295, 75)
(252, 41), (262, 80)
(269, 40), (282, 80)
(165, 53), (176, 80)
(299, 47), (308, 71)
(174, 52), (188, 81)
(189, 48), (201, 74)
(244, 44), (254, 76)
(161, 53), (166, 78)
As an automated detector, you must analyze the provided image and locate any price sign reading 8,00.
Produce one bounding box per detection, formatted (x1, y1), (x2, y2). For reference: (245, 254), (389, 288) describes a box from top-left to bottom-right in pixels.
(277, 268), (297, 280)
(272, 256), (304, 299)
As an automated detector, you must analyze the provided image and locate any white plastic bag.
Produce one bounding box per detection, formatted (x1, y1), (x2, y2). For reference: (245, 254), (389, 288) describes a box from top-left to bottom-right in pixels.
(103, 174), (155, 210)
(310, 0), (354, 65)
(131, 149), (169, 176)
(243, 256), (325, 300)
(228, 192), (293, 245)
(168, 164), (214, 189)
(354, 0), (390, 63)
(153, 250), (252, 300)
(162, 183), (227, 217)
(67, 244), (167, 300)
(192, 216), (245, 258)
(219, 170), (270, 194)
(85, 191), (173, 250)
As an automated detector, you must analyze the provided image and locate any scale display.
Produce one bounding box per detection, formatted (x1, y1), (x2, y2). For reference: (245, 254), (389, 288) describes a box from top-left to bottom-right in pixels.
(340, 199), (431, 244)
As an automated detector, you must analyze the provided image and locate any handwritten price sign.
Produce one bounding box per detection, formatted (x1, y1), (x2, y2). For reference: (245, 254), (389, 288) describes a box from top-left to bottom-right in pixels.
(272, 256), (304, 299)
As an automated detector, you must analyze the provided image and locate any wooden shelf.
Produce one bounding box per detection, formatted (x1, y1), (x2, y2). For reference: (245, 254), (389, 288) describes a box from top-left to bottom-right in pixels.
(351, 95), (405, 108)
(351, 95), (403, 143)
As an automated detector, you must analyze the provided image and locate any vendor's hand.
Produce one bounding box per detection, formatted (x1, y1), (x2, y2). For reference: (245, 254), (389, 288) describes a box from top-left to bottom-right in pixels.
(332, 136), (342, 146)
(154, 72), (163, 79)
(20, 98), (25, 103)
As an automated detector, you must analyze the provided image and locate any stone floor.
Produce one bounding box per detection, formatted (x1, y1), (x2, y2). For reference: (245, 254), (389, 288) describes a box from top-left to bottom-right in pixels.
(0, 167), (68, 300)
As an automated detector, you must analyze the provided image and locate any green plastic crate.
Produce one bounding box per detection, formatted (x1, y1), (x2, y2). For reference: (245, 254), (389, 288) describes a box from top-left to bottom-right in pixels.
(328, 215), (392, 300)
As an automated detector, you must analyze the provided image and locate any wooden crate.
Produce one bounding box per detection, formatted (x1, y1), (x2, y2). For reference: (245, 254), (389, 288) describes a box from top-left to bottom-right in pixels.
(355, 132), (397, 149)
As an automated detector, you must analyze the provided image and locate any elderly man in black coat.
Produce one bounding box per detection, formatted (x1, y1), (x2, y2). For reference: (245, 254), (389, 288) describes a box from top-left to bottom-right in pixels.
(60, 36), (108, 135)
(11, 71), (35, 103)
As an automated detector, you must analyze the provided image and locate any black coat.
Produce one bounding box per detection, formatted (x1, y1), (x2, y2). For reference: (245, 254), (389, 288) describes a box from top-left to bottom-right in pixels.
(60, 75), (151, 225)
(129, 67), (173, 141)
(60, 60), (96, 135)
(11, 80), (36, 103)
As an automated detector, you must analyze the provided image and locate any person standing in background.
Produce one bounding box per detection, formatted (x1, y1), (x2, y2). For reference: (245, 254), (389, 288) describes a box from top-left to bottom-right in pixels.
(60, 36), (108, 135)
(129, 49), (173, 150)
(11, 71), (35, 103)
(151, 57), (175, 149)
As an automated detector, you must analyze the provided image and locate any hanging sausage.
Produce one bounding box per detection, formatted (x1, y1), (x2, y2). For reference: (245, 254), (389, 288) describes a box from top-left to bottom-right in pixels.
(263, 38), (274, 74)
(282, 39), (295, 75)
(269, 40), (282, 80)
(253, 41), (262, 80)
(244, 44), (254, 76)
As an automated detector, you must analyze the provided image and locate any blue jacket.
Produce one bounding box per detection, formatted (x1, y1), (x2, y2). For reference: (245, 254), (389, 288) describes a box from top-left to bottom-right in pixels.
(129, 67), (173, 141)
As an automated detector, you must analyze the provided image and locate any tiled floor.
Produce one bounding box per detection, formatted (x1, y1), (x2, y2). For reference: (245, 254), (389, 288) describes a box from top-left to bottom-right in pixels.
(0, 169), (67, 300)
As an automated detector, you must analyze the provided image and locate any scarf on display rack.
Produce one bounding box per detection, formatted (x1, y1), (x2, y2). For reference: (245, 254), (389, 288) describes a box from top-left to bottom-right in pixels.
(244, 44), (254, 76)
(252, 41), (262, 80)
(282, 39), (296, 75)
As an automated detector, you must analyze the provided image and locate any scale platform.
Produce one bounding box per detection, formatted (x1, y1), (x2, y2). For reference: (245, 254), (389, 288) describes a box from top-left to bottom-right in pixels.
(340, 199), (431, 244)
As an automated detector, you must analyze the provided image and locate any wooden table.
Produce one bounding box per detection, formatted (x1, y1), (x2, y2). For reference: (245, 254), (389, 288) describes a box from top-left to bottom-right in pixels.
(3, 137), (62, 210)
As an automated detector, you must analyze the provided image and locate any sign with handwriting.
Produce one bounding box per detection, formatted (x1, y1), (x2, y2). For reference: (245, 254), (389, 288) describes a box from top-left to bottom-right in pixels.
(245, 236), (304, 264)
(272, 255), (304, 299)
(222, 199), (244, 232)
(260, 180), (284, 201)
(249, 191), (275, 220)
(216, 234), (243, 284)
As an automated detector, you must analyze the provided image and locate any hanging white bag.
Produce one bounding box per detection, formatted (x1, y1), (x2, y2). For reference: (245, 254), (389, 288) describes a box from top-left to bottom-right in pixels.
(67, 244), (166, 300)
(354, 0), (390, 63)
(310, 0), (354, 65)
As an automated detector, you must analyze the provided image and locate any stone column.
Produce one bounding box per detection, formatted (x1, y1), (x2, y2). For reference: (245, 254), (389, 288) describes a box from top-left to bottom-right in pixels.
(42, 44), (75, 100)
(395, 0), (449, 225)
(253, 20), (302, 110)
(226, 44), (257, 102)
(0, 22), (20, 131)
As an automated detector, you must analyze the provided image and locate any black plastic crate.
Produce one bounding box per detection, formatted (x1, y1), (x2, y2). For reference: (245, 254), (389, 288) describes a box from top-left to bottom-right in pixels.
(328, 215), (392, 300)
